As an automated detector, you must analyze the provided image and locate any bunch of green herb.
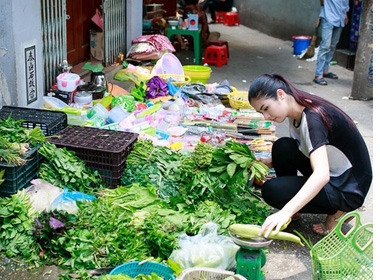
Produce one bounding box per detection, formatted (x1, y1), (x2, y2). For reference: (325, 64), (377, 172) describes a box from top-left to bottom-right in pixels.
(0, 190), (40, 265)
(38, 142), (104, 194)
(0, 117), (45, 165)
(177, 156), (222, 207)
(33, 210), (77, 262)
(0, 116), (46, 146)
(0, 135), (30, 165)
(193, 141), (214, 168)
(123, 139), (185, 200)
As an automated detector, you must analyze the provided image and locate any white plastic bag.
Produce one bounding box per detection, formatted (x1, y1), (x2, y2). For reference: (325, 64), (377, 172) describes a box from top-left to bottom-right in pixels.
(25, 179), (63, 212)
(169, 222), (239, 270)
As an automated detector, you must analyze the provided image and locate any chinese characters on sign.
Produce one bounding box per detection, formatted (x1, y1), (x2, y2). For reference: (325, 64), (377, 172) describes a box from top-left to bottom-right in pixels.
(25, 46), (37, 104)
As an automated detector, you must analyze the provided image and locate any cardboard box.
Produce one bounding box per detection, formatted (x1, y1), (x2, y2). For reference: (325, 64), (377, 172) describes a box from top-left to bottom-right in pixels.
(90, 30), (104, 61)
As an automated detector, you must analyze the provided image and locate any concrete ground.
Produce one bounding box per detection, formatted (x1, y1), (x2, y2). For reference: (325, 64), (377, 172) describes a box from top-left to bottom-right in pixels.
(164, 23), (374, 280)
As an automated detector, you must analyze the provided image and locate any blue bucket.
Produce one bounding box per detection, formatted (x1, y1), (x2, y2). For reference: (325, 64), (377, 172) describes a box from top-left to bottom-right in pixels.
(292, 36), (312, 55)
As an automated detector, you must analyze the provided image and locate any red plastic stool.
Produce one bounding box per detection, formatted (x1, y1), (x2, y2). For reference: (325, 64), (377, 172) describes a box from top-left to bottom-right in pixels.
(223, 12), (240, 26)
(203, 45), (228, 67)
(215, 11), (227, 23)
(207, 40), (229, 58)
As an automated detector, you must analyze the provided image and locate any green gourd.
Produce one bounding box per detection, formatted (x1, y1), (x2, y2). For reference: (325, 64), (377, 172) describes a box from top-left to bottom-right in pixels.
(229, 224), (304, 246)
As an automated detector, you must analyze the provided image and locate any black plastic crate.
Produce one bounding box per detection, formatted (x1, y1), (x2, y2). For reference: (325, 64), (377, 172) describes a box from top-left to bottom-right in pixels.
(0, 106), (67, 136)
(48, 126), (138, 170)
(85, 160), (126, 187)
(0, 146), (42, 197)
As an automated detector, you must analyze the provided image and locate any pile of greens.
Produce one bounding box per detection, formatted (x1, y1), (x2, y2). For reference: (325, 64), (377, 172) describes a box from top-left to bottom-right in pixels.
(37, 142), (105, 194)
(0, 138), (272, 279)
(123, 139), (271, 222)
(0, 116), (46, 165)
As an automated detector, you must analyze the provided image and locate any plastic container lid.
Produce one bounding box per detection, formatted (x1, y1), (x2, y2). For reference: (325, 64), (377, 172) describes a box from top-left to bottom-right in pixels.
(151, 53), (184, 76)
(87, 103), (109, 120)
(106, 106), (129, 124)
(43, 96), (69, 109)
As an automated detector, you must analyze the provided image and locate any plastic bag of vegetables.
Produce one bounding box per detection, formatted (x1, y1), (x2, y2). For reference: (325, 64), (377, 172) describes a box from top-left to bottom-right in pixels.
(169, 222), (239, 270)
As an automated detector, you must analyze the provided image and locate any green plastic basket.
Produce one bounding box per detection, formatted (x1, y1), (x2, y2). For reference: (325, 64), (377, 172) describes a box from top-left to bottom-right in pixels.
(109, 261), (175, 280)
(311, 211), (373, 280)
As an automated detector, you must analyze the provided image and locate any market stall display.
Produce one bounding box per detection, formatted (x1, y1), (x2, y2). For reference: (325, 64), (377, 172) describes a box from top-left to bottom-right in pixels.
(0, 55), (283, 278)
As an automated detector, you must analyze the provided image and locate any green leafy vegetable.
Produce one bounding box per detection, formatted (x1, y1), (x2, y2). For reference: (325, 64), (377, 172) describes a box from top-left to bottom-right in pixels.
(38, 142), (104, 194)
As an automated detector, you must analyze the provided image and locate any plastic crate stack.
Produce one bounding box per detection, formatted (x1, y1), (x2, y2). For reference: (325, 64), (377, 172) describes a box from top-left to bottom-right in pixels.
(0, 106), (68, 197)
(0, 106), (67, 136)
(48, 126), (139, 187)
(0, 146), (42, 197)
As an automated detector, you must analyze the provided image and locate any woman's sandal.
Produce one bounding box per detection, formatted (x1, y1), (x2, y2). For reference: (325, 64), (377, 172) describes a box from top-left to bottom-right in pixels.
(313, 77), (328, 85)
(291, 213), (302, 221)
(312, 212), (354, 236)
(323, 72), (338, 79)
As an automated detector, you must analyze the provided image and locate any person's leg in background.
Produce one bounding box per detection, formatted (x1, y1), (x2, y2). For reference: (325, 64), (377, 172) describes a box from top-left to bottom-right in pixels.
(322, 25), (343, 77)
(314, 18), (334, 85)
(202, 0), (218, 23)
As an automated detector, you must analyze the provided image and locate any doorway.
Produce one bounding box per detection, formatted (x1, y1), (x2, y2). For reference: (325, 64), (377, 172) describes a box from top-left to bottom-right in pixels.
(66, 0), (103, 66)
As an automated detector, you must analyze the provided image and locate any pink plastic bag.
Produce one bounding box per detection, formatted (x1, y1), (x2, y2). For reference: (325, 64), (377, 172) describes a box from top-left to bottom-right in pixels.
(91, 9), (103, 30)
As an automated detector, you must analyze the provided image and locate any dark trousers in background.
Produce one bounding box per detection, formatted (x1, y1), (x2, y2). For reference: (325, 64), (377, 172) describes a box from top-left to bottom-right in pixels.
(201, 0), (233, 21)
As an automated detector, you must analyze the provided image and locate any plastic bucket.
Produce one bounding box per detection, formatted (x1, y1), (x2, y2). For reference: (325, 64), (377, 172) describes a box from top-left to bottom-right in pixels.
(292, 36), (312, 55)
(182, 65), (211, 84)
(151, 53), (184, 76)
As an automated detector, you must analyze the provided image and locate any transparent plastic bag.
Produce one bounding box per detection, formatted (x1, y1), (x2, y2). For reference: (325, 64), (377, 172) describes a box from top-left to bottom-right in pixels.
(50, 188), (96, 214)
(169, 222), (239, 270)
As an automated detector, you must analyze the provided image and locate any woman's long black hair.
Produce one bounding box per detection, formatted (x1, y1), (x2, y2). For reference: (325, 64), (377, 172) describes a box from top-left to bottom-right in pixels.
(248, 73), (356, 131)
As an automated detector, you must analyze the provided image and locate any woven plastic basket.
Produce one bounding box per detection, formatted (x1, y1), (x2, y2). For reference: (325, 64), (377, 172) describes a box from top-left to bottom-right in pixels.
(228, 90), (253, 109)
(110, 261), (175, 280)
(176, 267), (247, 280)
(311, 211), (373, 280)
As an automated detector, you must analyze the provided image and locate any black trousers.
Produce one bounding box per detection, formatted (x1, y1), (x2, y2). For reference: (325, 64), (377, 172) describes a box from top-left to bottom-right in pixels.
(202, 0), (233, 21)
(262, 137), (336, 215)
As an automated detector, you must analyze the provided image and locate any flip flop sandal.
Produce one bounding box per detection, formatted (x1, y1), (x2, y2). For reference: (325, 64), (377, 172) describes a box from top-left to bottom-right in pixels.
(323, 72), (338, 79)
(313, 77), (328, 85)
(291, 213), (302, 221)
(312, 222), (331, 236)
(312, 212), (354, 236)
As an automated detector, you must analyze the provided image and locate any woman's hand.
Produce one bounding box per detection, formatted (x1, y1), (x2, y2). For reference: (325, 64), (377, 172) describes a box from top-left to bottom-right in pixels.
(257, 156), (273, 169)
(258, 210), (292, 238)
